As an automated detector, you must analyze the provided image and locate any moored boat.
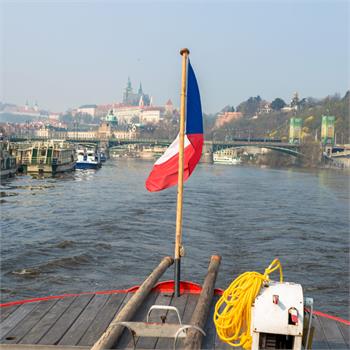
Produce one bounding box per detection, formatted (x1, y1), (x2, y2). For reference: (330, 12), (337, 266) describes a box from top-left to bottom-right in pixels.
(213, 148), (242, 165)
(213, 154), (242, 164)
(76, 146), (102, 169)
(19, 140), (76, 175)
(0, 142), (17, 180)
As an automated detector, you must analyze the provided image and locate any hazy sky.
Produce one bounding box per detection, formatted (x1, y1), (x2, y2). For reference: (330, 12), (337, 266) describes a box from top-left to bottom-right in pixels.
(1, 0), (349, 113)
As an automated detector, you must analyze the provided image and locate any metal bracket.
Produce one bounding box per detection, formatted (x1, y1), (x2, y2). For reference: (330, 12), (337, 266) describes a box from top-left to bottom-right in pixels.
(173, 325), (206, 350)
(147, 305), (182, 324)
(304, 297), (314, 349)
(114, 322), (137, 350)
(113, 321), (206, 350)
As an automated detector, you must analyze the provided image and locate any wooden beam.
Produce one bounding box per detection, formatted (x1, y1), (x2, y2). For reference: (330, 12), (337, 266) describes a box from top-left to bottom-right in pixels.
(184, 255), (221, 350)
(91, 256), (174, 350)
(0, 345), (89, 350)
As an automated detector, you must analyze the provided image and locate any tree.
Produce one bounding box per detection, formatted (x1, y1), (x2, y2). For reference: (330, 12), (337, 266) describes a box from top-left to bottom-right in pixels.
(271, 98), (286, 111)
(221, 105), (235, 113)
(236, 96), (262, 116)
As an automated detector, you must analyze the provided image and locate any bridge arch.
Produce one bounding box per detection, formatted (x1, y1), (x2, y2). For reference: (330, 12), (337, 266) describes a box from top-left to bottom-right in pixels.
(212, 143), (303, 157)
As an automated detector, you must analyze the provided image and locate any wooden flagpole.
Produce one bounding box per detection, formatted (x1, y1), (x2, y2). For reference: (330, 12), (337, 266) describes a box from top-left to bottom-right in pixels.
(174, 48), (189, 297)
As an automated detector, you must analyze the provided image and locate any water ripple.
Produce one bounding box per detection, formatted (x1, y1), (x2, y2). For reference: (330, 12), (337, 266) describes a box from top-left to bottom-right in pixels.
(0, 161), (349, 319)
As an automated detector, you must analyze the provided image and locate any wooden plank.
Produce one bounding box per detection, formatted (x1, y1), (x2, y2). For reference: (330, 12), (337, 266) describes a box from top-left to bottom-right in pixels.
(0, 344), (89, 350)
(312, 315), (330, 349)
(181, 293), (199, 324)
(38, 295), (94, 345)
(318, 315), (348, 349)
(134, 292), (173, 349)
(59, 294), (110, 346)
(155, 292), (189, 349)
(172, 293), (199, 350)
(338, 322), (350, 347)
(20, 297), (76, 345)
(201, 295), (219, 350)
(0, 303), (38, 339)
(0, 306), (20, 323)
(77, 293), (127, 346)
(115, 292), (158, 349)
(1, 300), (58, 344)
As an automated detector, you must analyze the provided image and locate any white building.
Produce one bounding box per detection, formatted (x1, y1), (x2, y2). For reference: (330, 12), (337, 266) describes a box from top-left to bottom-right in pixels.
(49, 113), (60, 120)
(66, 131), (97, 139)
(112, 98), (171, 125)
(35, 128), (68, 139)
(113, 105), (141, 124)
(140, 109), (161, 124)
(113, 130), (138, 139)
(77, 105), (97, 117)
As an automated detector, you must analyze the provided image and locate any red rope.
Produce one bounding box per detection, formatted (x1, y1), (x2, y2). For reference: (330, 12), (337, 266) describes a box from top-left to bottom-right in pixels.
(0, 281), (205, 307)
(312, 310), (350, 326)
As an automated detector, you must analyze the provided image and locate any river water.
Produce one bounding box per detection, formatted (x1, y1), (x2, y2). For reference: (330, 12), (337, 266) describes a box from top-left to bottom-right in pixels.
(1, 160), (349, 319)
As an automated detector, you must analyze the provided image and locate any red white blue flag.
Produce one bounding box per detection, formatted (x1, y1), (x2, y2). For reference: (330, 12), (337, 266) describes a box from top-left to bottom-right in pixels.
(145, 61), (203, 192)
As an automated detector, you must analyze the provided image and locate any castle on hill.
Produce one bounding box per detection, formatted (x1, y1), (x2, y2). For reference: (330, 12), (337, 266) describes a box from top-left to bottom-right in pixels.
(123, 78), (150, 106)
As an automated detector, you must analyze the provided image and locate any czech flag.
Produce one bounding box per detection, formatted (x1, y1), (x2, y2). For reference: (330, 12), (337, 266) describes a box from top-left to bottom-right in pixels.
(145, 61), (203, 192)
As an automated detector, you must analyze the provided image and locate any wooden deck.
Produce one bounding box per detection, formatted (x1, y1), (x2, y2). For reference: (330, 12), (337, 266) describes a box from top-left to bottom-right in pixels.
(0, 291), (349, 349)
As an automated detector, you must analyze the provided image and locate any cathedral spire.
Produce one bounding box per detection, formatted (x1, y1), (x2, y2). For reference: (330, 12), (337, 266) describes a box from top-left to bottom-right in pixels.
(126, 77), (132, 93)
(138, 82), (143, 95)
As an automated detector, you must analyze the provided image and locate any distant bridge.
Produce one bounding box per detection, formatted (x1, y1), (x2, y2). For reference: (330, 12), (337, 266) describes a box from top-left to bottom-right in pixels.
(9, 135), (302, 153)
(109, 138), (302, 157)
(211, 139), (302, 157)
(9, 136), (302, 157)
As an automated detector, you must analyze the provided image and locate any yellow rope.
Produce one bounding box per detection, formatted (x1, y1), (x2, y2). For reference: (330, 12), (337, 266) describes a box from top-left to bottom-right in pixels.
(213, 259), (283, 350)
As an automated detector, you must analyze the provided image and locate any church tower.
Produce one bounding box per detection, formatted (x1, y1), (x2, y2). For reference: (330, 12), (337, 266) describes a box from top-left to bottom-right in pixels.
(138, 82), (143, 95)
(123, 77), (134, 104)
(126, 77), (132, 93)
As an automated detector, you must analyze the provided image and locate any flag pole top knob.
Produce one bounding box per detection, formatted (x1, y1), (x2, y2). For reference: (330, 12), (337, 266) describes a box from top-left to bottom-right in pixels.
(180, 48), (190, 56)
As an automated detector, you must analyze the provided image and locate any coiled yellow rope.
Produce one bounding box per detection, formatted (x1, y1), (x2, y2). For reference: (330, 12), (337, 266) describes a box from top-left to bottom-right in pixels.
(213, 259), (283, 350)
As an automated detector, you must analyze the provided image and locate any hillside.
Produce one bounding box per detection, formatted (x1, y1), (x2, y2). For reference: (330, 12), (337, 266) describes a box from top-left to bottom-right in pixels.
(211, 91), (350, 144)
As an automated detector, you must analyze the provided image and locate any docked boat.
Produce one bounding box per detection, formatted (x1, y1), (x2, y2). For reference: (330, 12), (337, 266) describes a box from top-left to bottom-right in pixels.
(19, 140), (76, 175)
(76, 146), (102, 169)
(213, 154), (242, 165)
(213, 148), (242, 165)
(0, 142), (17, 180)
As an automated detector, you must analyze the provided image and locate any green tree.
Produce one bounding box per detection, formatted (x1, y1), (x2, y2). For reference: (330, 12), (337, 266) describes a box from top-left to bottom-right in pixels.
(236, 96), (261, 116)
(221, 105), (235, 113)
(271, 98), (286, 111)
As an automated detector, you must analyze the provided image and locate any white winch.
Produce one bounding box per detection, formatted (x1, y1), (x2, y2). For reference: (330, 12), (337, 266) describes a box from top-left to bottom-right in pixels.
(251, 281), (304, 350)
(213, 259), (314, 350)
